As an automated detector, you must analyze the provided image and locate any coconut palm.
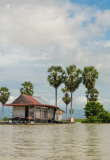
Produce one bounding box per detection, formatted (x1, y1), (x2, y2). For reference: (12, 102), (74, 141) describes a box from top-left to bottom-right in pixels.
(65, 65), (82, 119)
(82, 66), (98, 103)
(62, 87), (71, 122)
(47, 66), (65, 106)
(86, 88), (99, 102)
(0, 87), (10, 121)
(20, 81), (34, 96)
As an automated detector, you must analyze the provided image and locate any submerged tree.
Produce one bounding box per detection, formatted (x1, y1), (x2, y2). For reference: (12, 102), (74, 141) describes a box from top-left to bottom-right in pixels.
(20, 81), (34, 96)
(47, 66), (65, 106)
(83, 101), (110, 123)
(86, 88), (99, 102)
(62, 87), (71, 122)
(0, 87), (10, 121)
(82, 66), (98, 103)
(65, 65), (82, 119)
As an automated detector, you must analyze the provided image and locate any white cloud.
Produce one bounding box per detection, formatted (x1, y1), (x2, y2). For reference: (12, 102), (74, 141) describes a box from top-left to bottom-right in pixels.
(0, 0), (109, 68)
(103, 40), (110, 47)
(7, 95), (17, 104)
(75, 96), (87, 105)
(99, 96), (110, 104)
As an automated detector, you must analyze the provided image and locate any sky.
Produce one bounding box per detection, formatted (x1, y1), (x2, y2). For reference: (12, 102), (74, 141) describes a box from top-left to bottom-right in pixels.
(0, 0), (110, 119)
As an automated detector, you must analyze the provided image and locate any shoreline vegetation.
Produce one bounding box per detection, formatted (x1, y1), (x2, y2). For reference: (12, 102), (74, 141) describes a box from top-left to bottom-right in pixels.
(62, 119), (85, 123)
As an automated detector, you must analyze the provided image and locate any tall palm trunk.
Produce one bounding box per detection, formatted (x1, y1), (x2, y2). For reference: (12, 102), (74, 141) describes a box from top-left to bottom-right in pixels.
(71, 92), (72, 118)
(66, 103), (67, 122)
(9, 106), (10, 119)
(66, 94), (67, 122)
(2, 104), (4, 121)
(55, 88), (57, 106)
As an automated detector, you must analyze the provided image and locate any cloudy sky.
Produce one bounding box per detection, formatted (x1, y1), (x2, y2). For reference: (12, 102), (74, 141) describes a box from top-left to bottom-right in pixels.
(0, 0), (110, 118)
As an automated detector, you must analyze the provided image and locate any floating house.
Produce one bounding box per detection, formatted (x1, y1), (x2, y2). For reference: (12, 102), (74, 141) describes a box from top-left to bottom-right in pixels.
(6, 94), (65, 123)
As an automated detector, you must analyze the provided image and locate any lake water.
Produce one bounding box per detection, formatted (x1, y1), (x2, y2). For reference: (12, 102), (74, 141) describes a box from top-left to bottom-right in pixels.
(0, 123), (110, 160)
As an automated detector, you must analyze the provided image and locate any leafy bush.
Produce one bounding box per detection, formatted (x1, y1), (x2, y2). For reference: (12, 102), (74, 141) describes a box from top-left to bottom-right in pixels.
(83, 101), (110, 123)
(84, 101), (105, 118)
(98, 111), (110, 123)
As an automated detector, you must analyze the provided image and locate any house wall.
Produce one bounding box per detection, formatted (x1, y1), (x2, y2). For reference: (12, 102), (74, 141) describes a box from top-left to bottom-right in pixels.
(35, 107), (41, 119)
(55, 114), (63, 121)
(12, 105), (62, 122)
(35, 106), (54, 120)
(48, 109), (54, 119)
(55, 109), (63, 121)
(12, 105), (25, 118)
(29, 106), (34, 119)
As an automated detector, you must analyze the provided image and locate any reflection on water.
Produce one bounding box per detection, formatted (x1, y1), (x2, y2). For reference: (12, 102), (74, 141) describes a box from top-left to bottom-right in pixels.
(0, 123), (110, 160)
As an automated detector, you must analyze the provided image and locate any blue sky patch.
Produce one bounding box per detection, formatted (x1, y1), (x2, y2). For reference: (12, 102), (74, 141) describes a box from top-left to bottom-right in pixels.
(103, 30), (110, 40)
(82, 17), (95, 27)
(69, 0), (110, 10)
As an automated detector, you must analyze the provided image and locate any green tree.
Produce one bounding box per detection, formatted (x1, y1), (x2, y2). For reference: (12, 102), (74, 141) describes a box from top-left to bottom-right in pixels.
(62, 87), (71, 122)
(47, 66), (65, 106)
(86, 88), (99, 101)
(0, 87), (10, 121)
(83, 101), (110, 123)
(82, 66), (98, 103)
(65, 65), (82, 119)
(20, 81), (34, 96)
(84, 101), (104, 118)
(98, 111), (110, 123)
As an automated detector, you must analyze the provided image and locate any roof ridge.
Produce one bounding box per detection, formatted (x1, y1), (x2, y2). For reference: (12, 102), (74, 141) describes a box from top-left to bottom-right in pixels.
(33, 96), (41, 98)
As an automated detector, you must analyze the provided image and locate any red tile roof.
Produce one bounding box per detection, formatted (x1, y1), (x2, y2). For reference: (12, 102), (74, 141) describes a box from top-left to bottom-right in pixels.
(5, 94), (61, 110)
(22, 94), (41, 105)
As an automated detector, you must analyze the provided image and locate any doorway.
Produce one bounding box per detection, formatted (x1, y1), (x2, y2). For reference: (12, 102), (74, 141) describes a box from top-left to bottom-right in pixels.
(25, 106), (29, 118)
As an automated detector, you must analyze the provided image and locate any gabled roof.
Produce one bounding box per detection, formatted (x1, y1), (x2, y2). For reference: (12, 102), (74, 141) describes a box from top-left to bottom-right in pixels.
(22, 94), (41, 105)
(5, 94), (64, 111)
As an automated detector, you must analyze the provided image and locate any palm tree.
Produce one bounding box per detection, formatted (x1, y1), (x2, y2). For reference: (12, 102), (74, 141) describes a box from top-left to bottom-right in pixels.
(82, 66), (98, 103)
(65, 65), (82, 119)
(69, 108), (74, 115)
(20, 81), (34, 96)
(62, 87), (71, 122)
(86, 88), (99, 102)
(0, 87), (10, 121)
(47, 66), (65, 106)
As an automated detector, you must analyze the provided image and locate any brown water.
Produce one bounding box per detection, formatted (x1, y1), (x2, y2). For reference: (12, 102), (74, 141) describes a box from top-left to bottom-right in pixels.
(0, 123), (110, 160)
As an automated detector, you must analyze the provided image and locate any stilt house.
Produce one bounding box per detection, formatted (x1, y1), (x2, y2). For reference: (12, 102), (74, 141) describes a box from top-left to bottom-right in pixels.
(6, 94), (65, 123)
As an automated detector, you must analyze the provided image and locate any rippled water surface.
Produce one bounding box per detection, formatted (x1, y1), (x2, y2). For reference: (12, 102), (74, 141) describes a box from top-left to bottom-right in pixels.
(0, 123), (110, 160)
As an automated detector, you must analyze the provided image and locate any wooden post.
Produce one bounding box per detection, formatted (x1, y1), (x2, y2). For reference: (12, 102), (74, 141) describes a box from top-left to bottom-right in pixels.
(53, 108), (56, 122)
(34, 106), (35, 123)
(29, 106), (30, 123)
(40, 107), (42, 123)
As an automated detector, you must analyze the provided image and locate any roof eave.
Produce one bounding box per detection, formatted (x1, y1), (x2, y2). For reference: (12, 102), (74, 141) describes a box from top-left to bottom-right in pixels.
(5, 103), (59, 109)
